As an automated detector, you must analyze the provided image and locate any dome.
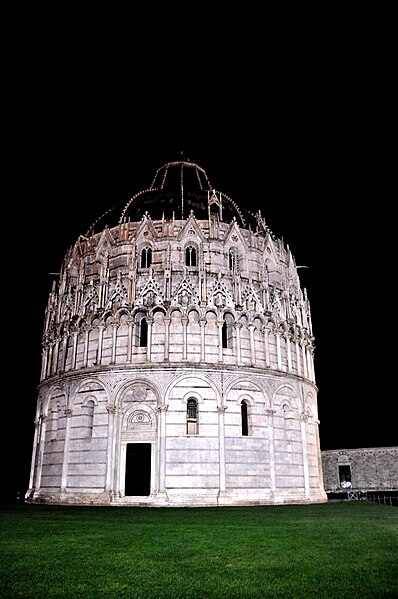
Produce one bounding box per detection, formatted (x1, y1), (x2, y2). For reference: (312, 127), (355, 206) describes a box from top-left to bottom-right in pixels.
(118, 159), (263, 231)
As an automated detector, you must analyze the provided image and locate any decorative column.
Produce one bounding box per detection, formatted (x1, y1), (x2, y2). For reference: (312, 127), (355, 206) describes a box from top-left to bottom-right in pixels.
(248, 323), (255, 366)
(300, 412), (311, 499)
(127, 318), (133, 362)
(112, 407), (123, 498)
(286, 333), (292, 372)
(295, 338), (301, 376)
(308, 346), (315, 383)
(61, 334), (68, 372)
(35, 415), (47, 491)
(182, 315), (188, 361)
(200, 318), (206, 362)
(146, 316), (153, 362)
(276, 332), (282, 371)
(27, 417), (40, 494)
(156, 405), (169, 500)
(83, 327), (89, 368)
(163, 317), (171, 361)
(235, 322), (242, 365)
(97, 324), (105, 366)
(263, 326), (270, 368)
(111, 322), (119, 364)
(61, 409), (73, 492)
(217, 320), (224, 363)
(72, 330), (78, 370)
(266, 409), (277, 496)
(129, 320), (136, 362)
(41, 348), (48, 381)
(301, 342), (308, 378)
(105, 406), (117, 493)
(46, 343), (54, 377)
(217, 406), (227, 497)
(53, 339), (60, 373)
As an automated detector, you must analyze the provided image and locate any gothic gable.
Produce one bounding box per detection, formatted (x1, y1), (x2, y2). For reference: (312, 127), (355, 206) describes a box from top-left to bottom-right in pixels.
(96, 226), (115, 259)
(135, 213), (158, 243)
(177, 211), (205, 242)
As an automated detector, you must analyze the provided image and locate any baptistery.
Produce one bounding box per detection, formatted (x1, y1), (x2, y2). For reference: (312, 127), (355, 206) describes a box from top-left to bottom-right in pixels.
(26, 159), (327, 506)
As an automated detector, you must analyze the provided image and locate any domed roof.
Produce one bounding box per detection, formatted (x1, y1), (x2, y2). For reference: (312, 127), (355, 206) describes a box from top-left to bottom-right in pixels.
(119, 159), (265, 232)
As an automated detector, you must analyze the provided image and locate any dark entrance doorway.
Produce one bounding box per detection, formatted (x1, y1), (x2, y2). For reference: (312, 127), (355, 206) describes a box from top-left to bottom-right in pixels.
(125, 443), (151, 496)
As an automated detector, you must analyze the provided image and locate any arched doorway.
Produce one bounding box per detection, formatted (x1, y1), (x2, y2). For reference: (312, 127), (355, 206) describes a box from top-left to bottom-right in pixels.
(125, 443), (152, 496)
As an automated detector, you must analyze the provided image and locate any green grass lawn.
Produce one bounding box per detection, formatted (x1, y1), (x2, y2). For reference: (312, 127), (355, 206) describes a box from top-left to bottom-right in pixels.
(0, 501), (397, 599)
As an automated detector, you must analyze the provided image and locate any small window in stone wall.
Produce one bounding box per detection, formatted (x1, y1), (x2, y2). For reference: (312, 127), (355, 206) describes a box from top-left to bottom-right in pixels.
(339, 465), (352, 488)
(185, 246), (197, 267)
(82, 399), (95, 438)
(223, 314), (234, 349)
(187, 398), (198, 435)
(50, 402), (59, 441)
(141, 247), (152, 268)
(229, 249), (235, 271)
(135, 313), (148, 347)
(139, 318), (148, 347)
(241, 400), (249, 436)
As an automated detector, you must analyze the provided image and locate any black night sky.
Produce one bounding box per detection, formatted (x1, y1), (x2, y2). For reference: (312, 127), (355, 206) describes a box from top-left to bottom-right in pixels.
(3, 12), (395, 501)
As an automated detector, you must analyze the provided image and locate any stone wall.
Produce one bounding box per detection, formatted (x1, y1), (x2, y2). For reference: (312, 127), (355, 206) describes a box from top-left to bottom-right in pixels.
(321, 447), (398, 492)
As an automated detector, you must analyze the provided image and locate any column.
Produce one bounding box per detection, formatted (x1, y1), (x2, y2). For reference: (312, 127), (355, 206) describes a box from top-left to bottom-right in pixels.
(72, 330), (78, 370)
(112, 408), (122, 497)
(61, 334), (68, 372)
(35, 415), (47, 491)
(235, 322), (242, 365)
(46, 344), (53, 377)
(27, 418), (40, 494)
(217, 406), (227, 496)
(276, 333), (282, 371)
(61, 409), (73, 492)
(127, 318), (133, 362)
(111, 323), (119, 364)
(105, 406), (116, 493)
(248, 323), (255, 366)
(41, 348), (48, 382)
(301, 342), (308, 378)
(263, 327), (270, 368)
(182, 315), (188, 361)
(300, 412), (310, 499)
(83, 328), (89, 368)
(266, 409), (277, 496)
(97, 324), (105, 365)
(146, 316), (153, 362)
(286, 333), (292, 372)
(217, 320), (223, 363)
(53, 339), (60, 373)
(130, 321), (136, 362)
(156, 405), (168, 498)
(295, 339), (301, 376)
(200, 318), (206, 362)
(164, 317), (171, 361)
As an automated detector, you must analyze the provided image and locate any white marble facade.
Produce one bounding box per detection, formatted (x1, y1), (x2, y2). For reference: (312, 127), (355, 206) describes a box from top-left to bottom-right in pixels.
(26, 160), (327, 506)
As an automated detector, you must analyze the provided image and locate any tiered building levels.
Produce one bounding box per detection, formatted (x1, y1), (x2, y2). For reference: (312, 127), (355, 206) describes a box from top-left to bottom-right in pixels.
(26, 159), (327, 506)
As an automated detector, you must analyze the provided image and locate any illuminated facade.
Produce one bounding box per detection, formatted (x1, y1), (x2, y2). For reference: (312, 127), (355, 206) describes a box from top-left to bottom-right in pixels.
(26, 159), (327, 506)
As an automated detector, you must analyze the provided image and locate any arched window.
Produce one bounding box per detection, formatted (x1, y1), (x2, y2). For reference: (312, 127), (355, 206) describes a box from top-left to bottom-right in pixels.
(50, 402), (59, 441)
(139, 318), (148, 347)
(222, 313), (234, 349)
(141, 247), (152, 268)
(222, 320), (228, 348)
(186, 398), (198, 435)
(229, 249), (236, 271)
(82, 399), (95, 438)
(241, 400), (248, 436)
(185, 246), (197, 267)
